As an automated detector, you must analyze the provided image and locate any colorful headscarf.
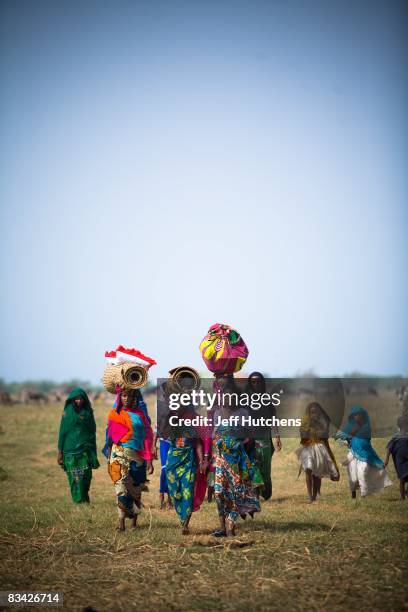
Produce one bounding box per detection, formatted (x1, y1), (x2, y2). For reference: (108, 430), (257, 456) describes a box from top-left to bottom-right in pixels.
(106, 388), (153, 461)
(337, 405), (371, 439)
(336, 406), (384, 467)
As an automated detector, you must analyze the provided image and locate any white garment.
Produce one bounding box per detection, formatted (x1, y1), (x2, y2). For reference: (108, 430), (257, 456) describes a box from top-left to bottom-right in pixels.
(345, 451), (392, 496)
(295, 443), (339, 479)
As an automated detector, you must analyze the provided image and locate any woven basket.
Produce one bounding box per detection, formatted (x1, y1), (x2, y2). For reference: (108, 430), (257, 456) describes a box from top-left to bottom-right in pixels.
(102, 364), (123, 394)
(102, 362), (149, 394)
(168, 365), (201, 393)
(121, 362), (148, 389)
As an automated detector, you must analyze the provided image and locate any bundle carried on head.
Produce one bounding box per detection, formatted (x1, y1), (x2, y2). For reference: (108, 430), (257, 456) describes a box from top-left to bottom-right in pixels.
(167, 365), (201, 393)
(102, 345), (156, 394)
(199, 323), (248, 375)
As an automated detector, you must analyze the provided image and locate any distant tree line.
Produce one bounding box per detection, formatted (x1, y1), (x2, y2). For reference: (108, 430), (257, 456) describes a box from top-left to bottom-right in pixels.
(0, 378), (103, 395)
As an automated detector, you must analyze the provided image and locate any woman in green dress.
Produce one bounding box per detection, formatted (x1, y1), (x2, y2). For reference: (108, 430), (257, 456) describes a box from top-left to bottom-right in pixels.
(246, 372), (282, 500)
(57, 388), (99, 503)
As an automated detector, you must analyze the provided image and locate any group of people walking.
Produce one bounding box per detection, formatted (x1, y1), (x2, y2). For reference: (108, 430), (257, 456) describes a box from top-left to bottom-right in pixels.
(295, 401), (396, 502)
(153, 371), (281, 536)
(57, 377), (408, 537)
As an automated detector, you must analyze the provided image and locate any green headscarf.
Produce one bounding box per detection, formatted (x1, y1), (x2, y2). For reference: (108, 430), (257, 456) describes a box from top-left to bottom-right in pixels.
(58, 388), (97, 454)
(64, 387), (92, 412)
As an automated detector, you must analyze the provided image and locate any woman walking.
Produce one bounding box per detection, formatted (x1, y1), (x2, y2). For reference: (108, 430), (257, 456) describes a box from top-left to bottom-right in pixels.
(153, 428), (173, 509)
(57, 388), (99, 504)
(246, 372), (282, 500)
(153, 383), (173, 509)
(384, 415), (408, 500)
(106, 387), (154, 531)
(165, 403), (208, 535)
(212, 374), (260, 537)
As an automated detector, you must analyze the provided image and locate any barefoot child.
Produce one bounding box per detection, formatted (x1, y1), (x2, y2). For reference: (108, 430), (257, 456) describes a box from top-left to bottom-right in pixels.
(384, 415), (408, 500)
(153, 428), (173, 509)
(295, 402), (340, 503)
(153, 384), (173, 509)
(336, 405), (392, 498)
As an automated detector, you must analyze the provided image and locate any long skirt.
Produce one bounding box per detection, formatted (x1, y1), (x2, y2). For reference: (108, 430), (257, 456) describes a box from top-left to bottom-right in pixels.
(255, 438), (274, 500)
(245, 441), (264, 493)
(63, 450), (97, 503)
(108, 444), (147, 519)
(159, 439), (171, 494)
(295, 442), (339, 480)
(166, 442), (207, 522)
(346, 451), (392, 496)
(387, 438), (408, 482)
(214, 452), (260, 525)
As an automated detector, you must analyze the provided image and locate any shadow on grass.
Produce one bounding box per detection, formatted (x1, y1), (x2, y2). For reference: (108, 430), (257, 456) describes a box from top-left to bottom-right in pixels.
(268, 496), (291, 503)
(243, 519), (332, 532)
(144, 520), (333, 537)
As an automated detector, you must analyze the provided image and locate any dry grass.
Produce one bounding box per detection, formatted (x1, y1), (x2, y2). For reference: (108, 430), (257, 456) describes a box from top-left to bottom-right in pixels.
(0, 397), (407, 611)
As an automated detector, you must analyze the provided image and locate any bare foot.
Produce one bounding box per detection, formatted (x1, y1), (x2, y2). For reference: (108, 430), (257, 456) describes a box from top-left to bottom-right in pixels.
(226, 520), (236, 536)
(131, 517), (138, 529)
(181, 526), (190, 535)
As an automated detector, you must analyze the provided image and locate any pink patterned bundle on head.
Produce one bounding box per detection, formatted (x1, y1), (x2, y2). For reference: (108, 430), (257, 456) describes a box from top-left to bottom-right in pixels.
(199, 323), (249, 374)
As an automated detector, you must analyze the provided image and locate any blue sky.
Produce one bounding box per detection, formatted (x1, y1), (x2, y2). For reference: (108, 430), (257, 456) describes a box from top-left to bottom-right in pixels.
(1, 0), (407, 384)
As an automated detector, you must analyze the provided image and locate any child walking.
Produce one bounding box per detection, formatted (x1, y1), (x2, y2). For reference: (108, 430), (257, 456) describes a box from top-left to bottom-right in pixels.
(295, 402), (339, 503)
(336, 405), (392, 498)
(153, 427), (173, 509)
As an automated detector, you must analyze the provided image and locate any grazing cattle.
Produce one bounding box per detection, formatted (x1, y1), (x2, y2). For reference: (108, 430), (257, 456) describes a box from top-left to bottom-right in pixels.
(20, 390), (49, 404)
(47, 391), (62, 403)
(344, 381), (379, 396)
(0, 391), (12, 405)
(296, 387), (314, 396)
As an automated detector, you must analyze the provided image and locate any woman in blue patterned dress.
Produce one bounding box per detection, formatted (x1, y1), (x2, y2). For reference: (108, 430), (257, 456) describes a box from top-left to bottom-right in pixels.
(212, 375), (260, 537)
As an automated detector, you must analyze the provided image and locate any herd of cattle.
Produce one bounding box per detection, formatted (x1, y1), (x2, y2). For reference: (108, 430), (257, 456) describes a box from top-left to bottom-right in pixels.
(0, 389), (109, 405)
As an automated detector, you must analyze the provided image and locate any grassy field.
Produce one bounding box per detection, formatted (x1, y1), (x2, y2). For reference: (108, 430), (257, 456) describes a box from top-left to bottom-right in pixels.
(0, 397), (407, 612)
